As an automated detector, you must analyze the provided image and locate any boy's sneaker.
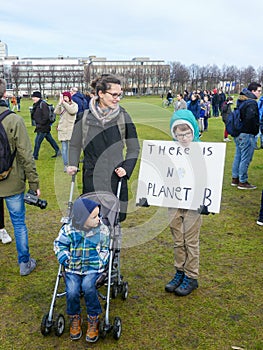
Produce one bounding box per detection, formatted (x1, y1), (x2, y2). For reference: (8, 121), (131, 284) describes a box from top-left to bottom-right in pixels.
(165, 270), (184, 292)
(0, 229), (12, 244)
(19, 258), (36, 276)
(174, 275), (198, 296)
(237, 182), (257, 190)
(69, 314), (82, 340)
(86, 315), (99, 343)
(256, 218), (263, 226)
(231, 178), (239, 186)
(223, 138), (231, 142)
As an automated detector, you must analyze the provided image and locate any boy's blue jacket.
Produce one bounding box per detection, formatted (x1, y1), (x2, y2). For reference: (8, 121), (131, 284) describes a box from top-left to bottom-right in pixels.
(170, 109), (200, 142)
(54, 222), (110, 275)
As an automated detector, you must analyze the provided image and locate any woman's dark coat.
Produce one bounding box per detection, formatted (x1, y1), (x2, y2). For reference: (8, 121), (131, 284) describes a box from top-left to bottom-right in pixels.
(69, 106), (140, 221)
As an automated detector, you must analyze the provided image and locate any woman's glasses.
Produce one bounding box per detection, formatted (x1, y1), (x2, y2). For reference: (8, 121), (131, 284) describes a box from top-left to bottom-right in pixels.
(105, 91), (123, 99)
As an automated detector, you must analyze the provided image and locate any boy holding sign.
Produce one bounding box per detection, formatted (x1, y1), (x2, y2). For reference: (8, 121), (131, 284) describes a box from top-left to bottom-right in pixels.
(165, 109), (202, 296)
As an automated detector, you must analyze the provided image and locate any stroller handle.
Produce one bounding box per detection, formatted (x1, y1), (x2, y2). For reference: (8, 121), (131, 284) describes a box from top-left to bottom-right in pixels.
(116, 179), (122, 199)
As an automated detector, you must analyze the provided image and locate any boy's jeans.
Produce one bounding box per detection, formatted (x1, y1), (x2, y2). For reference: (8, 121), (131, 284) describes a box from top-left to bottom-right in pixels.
(5, 192), (30, 263)
(66, 272), (102, 316)
(232, 133), (256, 183)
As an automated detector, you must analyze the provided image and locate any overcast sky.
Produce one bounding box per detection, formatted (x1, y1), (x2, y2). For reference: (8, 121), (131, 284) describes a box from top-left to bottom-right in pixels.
(1, 0), (262, 69)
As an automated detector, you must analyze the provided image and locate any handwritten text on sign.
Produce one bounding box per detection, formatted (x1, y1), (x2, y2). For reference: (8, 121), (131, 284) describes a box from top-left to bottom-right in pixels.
(136, 140), (226, 213)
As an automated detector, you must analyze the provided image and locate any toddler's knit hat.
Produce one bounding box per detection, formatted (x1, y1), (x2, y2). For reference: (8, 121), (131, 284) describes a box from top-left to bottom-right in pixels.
(72, 197), (99, 230)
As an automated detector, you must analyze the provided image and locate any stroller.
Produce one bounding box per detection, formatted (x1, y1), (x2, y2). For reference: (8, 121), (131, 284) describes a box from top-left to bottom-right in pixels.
(40, 175), (129, 340)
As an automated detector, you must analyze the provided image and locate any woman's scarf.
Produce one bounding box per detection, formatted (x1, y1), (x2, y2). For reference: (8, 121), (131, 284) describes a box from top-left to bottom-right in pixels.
(89, 96), (120, 126)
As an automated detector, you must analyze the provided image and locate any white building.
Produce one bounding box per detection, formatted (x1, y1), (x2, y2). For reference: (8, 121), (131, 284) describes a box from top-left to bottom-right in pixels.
(0, 41), (8, 58)
(0, 42), (170, 96)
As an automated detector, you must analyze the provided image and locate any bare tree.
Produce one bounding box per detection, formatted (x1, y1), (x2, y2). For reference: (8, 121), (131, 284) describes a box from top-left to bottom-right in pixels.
(170, 61), (189, 92)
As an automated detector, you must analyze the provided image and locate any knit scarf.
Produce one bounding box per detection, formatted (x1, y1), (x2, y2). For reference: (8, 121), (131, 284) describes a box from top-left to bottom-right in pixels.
(89, 96), (120, 126)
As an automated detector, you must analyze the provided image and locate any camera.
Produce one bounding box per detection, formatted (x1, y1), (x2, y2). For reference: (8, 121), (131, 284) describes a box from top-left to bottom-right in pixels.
(24, 190), (47, 209)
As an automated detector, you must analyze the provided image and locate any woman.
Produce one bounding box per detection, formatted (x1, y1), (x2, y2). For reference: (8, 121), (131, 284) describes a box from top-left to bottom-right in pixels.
(187, 93), (201, 120)
(54, 91), (78, 171)
(67, 75), (140, 221)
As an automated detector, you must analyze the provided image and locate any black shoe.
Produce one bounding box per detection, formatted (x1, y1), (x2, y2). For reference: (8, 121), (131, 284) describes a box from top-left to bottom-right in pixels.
(165, 270), (184, 292)
(51, 150), (61, 158)
(174, 275), (198, 296)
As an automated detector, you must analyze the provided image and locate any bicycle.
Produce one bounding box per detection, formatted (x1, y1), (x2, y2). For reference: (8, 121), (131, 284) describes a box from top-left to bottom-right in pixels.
(162, 99), (174, 108)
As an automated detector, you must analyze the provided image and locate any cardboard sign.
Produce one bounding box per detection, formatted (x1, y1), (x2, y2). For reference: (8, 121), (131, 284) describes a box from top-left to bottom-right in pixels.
(136, 140), (226, 213)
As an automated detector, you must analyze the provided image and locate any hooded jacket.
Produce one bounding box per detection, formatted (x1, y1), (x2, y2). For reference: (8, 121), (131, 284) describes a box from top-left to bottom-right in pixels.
(236, 88), (259, 135)
(170, 109), (200, 142)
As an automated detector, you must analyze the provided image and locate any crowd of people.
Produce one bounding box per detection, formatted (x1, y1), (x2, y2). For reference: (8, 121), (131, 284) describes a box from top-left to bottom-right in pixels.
(169, 87), (228, 137)
(1, 76), (263, 344)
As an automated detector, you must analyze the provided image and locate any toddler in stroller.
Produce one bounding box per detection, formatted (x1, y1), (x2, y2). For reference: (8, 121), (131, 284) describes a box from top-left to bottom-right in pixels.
(54, 196), (109, 343)
(42, 181), (128, 343)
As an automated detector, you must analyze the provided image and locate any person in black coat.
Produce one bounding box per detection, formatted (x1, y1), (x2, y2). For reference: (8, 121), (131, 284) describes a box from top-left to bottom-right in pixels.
(211, 89), (220, 117)
(67, 75), (140, 222)
(31, 91), (60, 160)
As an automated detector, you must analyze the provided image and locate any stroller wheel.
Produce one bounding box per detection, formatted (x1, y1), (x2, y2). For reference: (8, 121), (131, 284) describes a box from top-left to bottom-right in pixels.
(40, 313), (52, 336)
(99, 319), (107, 339)
(112, 316), (122, 340)
(111, 284), (118, 299)
(121, 281), (129, 300)
(54, 313), (65, 337)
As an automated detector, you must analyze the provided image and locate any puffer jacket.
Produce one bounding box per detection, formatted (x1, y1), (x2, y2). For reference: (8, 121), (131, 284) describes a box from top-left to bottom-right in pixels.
(0, 104), (39, 196)
(54, 100), (78, 141)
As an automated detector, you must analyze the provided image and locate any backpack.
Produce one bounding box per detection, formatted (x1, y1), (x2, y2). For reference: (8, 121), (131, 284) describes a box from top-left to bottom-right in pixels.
(0, 110), (16, 181)
(40, 101), (56, 124)
(225, 99), (254, 137)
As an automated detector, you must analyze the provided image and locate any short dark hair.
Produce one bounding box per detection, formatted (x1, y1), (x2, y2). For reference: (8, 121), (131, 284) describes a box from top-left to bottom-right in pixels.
(247, 82), (261, 92)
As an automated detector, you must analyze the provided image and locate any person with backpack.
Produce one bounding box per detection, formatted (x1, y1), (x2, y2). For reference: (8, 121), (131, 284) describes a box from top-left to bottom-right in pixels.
(67, 75), (140, 222)
(31, 91), (61, 160)
(231, 82), (261, 189)
(221, 96), (233, 142)
(0, 78), (40, 275)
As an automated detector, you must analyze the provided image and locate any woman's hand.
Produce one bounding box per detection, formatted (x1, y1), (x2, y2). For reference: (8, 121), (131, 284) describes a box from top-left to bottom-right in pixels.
(67, 166), (78, 175)
(115, 167), (126, 178)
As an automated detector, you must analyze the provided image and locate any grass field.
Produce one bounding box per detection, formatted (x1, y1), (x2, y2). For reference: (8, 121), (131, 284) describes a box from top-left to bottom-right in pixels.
(0, 96), (262, 350)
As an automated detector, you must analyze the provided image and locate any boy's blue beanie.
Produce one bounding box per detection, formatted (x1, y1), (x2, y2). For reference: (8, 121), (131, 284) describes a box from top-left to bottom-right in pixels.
(72, 197), (99, 230)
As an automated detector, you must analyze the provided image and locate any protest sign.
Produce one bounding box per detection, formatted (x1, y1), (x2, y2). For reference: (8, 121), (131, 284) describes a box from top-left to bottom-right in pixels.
(136, 140), (226, 213)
